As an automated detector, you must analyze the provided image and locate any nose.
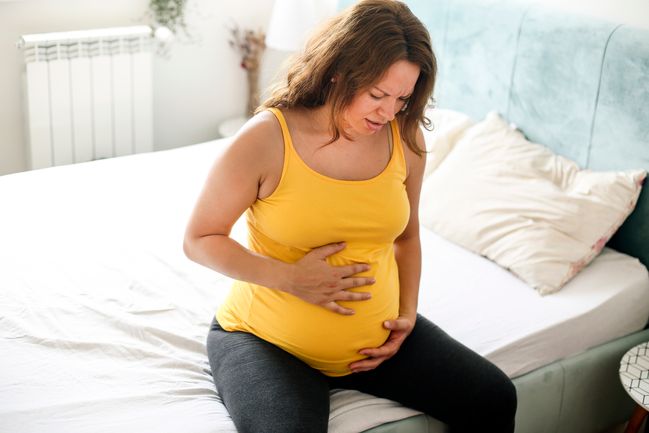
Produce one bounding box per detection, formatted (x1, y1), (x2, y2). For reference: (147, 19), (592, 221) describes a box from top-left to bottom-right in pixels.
(377, 98), (397, 121)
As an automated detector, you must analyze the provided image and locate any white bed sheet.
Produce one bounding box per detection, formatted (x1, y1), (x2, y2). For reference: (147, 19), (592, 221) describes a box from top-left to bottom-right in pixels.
(1, 140), (648, 433)
(417, 227), (649, 378)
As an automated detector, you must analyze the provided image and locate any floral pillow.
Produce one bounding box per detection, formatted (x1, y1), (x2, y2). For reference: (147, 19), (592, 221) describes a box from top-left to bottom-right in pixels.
(419, 111), (646, 295)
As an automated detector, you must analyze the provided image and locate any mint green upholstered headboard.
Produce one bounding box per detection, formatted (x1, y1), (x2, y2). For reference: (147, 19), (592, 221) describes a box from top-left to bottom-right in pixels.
(338, 0), (649, 267)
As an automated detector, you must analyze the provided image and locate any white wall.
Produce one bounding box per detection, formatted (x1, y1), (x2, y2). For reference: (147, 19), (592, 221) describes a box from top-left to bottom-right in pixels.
(0, 0), (280, 175)
(152, 0), (282, 154)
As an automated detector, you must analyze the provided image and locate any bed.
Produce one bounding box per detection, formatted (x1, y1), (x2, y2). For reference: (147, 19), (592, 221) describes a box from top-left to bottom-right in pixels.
(2, 1), (649, 433)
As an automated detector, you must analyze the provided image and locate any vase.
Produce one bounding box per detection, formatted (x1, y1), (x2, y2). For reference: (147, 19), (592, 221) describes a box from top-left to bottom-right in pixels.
(246, 67), (260, 117)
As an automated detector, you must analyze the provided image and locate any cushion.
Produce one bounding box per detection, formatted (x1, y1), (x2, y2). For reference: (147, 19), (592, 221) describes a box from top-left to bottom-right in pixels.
(422, 108), (474, 179)
(419, 111), (646, 295)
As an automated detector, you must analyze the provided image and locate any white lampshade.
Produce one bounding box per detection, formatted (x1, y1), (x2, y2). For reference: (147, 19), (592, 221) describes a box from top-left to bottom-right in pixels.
(266, 0), (338, 52)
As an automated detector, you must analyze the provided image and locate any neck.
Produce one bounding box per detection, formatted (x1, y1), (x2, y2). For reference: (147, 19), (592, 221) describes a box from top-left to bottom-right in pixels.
(305, 104), (334, 135)
(306, 103), (363, 143)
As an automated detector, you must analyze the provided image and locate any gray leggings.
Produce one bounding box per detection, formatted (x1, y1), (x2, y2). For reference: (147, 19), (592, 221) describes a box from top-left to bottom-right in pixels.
(206, 314), (516, 433)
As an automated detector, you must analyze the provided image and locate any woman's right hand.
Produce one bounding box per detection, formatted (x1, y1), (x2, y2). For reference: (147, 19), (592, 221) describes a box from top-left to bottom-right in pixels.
(284, 242), (375, 315)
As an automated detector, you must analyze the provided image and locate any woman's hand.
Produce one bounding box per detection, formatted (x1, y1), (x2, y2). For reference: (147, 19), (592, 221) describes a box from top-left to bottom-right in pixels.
(349, 314), (416, 373)
(285, 242), (375, 315)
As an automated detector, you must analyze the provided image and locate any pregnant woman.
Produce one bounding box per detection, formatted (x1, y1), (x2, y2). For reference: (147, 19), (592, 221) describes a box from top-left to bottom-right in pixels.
(183, 1), (516, 431)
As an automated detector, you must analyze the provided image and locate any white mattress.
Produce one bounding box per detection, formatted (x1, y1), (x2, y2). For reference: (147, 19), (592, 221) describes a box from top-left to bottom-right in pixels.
(1, 140), (648, 433)
(417, 227), (649, 378)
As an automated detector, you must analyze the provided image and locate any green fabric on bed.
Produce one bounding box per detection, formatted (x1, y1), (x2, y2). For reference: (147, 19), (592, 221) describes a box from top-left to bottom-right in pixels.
(507, 10), (617, 167)
(589, 26), (649, 268)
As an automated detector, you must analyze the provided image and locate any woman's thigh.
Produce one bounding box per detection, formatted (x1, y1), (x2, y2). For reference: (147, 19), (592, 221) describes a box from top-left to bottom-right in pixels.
(329, 314), (517, 433)
(206, 319), (330, 433)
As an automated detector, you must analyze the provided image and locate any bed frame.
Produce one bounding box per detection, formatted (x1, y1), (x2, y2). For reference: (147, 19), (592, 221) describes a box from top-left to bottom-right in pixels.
(336, 0), (649, 432)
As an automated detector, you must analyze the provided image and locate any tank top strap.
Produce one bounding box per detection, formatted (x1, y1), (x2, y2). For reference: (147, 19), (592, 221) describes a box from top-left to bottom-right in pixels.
(267, 107), (293, 156)
(389, 119), (407, 175)
(265, 107), (295, 188)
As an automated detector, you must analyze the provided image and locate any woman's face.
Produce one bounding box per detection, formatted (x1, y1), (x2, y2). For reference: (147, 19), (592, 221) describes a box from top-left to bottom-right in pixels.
(342, 59), (420, 138)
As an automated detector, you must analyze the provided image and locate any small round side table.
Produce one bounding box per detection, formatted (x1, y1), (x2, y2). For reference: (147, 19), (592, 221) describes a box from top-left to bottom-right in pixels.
(620, 342), (649, 433)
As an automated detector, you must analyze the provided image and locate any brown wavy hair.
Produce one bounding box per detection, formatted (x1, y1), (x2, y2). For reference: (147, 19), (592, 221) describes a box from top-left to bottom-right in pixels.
(258, 0), (436, 155)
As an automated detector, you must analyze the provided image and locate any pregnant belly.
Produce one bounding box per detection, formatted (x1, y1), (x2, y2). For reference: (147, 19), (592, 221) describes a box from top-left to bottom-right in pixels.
(244, 256), (400, 376)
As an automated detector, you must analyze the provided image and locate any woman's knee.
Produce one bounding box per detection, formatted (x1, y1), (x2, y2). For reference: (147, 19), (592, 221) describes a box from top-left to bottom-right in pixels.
(490, 374), (517, 419)
(231, 393), (329, 433)
(205, 324), (330, 433)
(468, 366), (517, 432)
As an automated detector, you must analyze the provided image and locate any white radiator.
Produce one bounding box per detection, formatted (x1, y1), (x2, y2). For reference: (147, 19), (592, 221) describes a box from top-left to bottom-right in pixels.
(18, 26), (154, 169)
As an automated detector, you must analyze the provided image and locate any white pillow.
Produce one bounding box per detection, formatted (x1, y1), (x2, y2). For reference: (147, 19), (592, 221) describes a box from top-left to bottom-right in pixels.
(419, 111), (646, 295)
(422, 108), (474, 179)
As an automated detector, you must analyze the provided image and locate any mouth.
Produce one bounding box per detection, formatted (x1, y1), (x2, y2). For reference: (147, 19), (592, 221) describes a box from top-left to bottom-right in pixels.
(365, 119), (385, 132)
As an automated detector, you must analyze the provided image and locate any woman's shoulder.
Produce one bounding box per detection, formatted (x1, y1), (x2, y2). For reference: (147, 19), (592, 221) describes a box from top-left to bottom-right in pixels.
(212, 110), (285, 184)
(237, 110), (283, 146)
(226, 110), (284, 158)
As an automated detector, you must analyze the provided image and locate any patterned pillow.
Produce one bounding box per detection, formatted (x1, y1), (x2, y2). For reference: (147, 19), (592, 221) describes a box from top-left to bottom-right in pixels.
(419, 112), (646, 295)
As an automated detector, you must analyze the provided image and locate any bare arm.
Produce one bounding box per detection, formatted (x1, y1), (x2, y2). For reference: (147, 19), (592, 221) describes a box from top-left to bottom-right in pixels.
(183, 112), (373, 315)
(393, 127), (426, 322)
(183, 113), (285, 286)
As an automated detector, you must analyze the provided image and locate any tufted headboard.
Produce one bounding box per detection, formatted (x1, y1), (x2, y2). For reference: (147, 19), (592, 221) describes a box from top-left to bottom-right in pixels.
(339, 0), (649, 267)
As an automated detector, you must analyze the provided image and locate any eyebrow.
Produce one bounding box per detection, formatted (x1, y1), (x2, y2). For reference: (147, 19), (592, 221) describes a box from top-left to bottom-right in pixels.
(373, 86), (412, 98)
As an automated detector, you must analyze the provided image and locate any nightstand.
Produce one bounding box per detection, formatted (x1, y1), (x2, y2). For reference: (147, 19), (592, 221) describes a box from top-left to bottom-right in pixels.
(620, 342), (649, 433)
(218, 116), (249, 138)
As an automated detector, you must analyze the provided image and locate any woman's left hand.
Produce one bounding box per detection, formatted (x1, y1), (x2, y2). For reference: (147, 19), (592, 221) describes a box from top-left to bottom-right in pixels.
(349, 315), (416, 373)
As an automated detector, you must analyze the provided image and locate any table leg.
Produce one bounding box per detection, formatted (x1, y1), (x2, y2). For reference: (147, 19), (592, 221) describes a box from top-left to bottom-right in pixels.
(625, 404), (648, 433)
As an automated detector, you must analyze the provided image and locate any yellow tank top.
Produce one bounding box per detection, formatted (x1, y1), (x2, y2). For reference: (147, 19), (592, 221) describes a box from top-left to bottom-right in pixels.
(216, 108), (410, 376)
